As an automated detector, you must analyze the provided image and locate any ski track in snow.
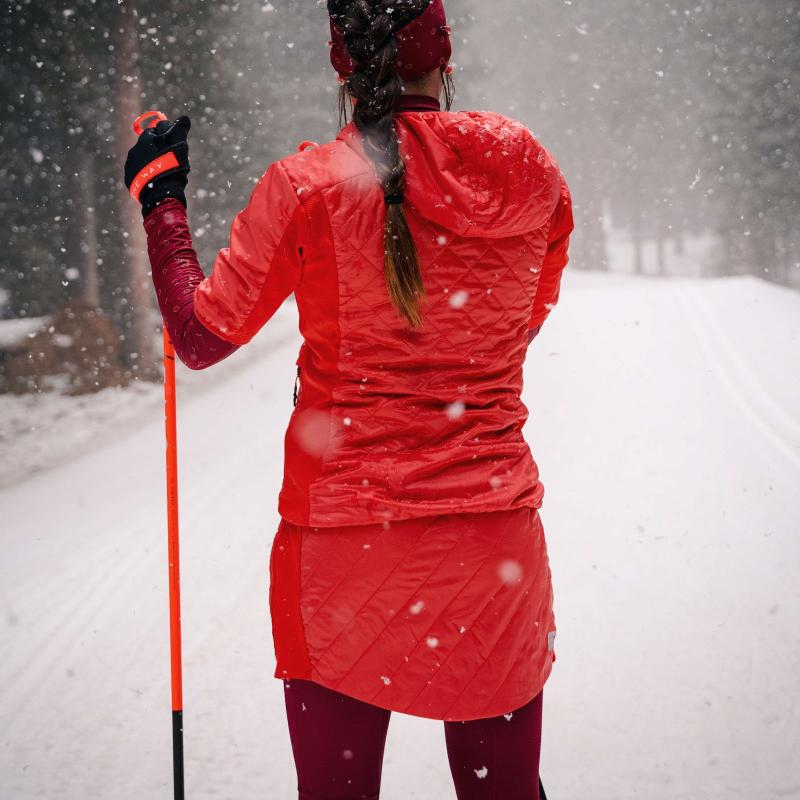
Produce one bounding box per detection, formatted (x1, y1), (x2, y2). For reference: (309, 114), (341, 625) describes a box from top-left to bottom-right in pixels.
(676, 285), (800, 467)
(1, 272), (799, 799)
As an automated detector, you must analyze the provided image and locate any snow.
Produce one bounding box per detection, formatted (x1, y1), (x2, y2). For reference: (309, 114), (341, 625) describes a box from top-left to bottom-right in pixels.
(0, 381), (162, 487)
(0, 305), (298, 489)
(0, 317), (45, 349)
(1, 273), (799, 798)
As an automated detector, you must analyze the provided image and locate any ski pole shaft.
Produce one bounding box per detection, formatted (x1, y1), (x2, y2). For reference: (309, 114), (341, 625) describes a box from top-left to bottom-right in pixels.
(163, 329), (185, 800)
(131, 109), (186, 799)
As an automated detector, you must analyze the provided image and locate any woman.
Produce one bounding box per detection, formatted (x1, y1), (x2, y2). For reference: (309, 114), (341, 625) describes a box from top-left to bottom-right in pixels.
(125, 1), (573, 797)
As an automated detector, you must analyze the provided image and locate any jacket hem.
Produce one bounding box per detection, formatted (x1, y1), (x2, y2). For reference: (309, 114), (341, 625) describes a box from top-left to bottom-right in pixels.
(278, 491), (543, 529)
(274, 658), (554, 723)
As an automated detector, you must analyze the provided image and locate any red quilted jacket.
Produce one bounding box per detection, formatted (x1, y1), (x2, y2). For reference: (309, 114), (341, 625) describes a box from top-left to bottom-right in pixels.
(193, 108), (573, 528)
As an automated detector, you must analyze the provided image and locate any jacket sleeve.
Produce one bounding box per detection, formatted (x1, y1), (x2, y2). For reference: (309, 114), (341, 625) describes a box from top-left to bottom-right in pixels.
(194, 161), (307, 346)
(529, 177), (574, 331)
(144, 200), (240, 371)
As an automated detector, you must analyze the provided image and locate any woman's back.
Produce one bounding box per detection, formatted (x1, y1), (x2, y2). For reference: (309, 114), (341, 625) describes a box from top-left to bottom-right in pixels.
(128, 0), (571, 769)
(195, 104), (572, 527)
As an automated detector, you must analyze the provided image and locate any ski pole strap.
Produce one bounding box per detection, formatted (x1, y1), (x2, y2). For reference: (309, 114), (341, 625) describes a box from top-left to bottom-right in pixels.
(129, 152), (181, 202)
(133, 110), (168, 136)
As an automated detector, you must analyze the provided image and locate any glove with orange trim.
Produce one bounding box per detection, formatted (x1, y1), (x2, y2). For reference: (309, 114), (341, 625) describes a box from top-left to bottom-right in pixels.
(124, 115), (191, 218)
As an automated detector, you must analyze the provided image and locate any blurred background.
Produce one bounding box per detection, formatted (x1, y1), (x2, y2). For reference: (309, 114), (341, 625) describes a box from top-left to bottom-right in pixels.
(1, 2), (798, 799)
(1, 0), (797, 391)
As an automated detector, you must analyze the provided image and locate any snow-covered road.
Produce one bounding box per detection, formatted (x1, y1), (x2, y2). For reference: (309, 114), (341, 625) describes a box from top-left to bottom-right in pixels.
(2, 272), (798, 799)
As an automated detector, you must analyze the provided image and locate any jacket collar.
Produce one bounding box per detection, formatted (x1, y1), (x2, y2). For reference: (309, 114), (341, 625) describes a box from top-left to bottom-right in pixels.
(395, 94), (442, 113)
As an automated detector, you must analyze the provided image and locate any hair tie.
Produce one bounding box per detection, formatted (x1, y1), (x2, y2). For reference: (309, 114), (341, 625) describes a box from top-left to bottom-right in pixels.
(385, 193), (405, 205)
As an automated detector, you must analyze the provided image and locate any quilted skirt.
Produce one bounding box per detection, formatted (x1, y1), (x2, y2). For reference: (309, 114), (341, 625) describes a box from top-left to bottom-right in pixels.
(268, 506), (556, 722)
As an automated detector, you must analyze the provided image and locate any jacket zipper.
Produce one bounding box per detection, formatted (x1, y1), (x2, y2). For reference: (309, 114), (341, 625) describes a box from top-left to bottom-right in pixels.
(293, 366), (301, 407)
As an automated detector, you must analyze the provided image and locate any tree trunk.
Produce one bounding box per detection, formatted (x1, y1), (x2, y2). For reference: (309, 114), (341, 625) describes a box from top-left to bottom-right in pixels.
(656, 233), (666, 276)
(81, 152), (100, 309)
(750, 227), (776, 283)
(578, 197), (609, 271)
(632, 214), (643, 275)
(776, 225), (792, 287)
(719, 227), (735, 278)
(113, 3), (157, 378)
(61, 139), (84, 305)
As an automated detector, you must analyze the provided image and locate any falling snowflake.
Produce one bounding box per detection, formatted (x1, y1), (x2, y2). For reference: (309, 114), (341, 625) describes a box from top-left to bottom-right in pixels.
(474, 766), (488, 779)
(449, 290), (469, 309)
(446, 401), (466, 420)
(499, 559), (523, 584)
(409, 600), (425, 615)
(295, 410), (331, 458)
(426, 636), (439, 649)
(380, 675), (392, 686)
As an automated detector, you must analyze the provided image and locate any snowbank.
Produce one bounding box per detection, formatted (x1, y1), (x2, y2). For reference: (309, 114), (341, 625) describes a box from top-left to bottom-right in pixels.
(0, 317), (45, 349)
(0, 302), (298, 488)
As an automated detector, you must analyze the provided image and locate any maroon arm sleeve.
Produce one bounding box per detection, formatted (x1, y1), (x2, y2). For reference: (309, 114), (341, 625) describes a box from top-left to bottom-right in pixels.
(143, 199), (239, 370)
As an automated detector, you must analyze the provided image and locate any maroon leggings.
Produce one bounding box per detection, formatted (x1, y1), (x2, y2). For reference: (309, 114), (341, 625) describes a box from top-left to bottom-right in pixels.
(283, 679), (543, 800)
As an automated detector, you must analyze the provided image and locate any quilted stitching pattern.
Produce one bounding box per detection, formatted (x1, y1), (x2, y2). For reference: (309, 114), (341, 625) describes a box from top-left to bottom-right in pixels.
(294, 507), (555, 721)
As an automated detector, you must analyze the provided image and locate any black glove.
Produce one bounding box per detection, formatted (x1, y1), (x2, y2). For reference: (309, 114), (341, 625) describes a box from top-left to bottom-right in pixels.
(124, 115), (191, 218)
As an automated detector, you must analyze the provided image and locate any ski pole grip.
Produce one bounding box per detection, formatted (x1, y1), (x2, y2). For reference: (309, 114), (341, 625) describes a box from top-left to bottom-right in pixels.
(133, 110), (168, 136)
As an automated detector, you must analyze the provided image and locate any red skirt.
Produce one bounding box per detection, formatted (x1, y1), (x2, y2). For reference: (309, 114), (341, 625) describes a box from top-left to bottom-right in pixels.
(268, 506), (556, 722)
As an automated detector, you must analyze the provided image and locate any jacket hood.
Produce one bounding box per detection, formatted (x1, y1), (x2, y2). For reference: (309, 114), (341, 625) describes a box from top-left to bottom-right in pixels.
(337, 110), (563, 239)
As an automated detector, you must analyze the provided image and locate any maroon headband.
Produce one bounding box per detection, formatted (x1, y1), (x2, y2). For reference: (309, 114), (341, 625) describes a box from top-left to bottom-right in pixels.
(329, 0), (452, 82)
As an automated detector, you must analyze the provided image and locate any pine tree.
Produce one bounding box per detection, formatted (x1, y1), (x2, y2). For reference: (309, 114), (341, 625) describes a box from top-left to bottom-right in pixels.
(692, 0), (799, 285)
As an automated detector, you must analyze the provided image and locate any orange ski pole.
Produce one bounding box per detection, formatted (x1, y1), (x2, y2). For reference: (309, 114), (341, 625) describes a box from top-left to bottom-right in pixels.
(162, 328), (185, 800)
(132, 110), (185, 799)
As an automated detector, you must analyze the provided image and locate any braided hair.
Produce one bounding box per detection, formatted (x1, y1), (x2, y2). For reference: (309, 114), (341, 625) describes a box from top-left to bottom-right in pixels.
(328, 0), (432, 328)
